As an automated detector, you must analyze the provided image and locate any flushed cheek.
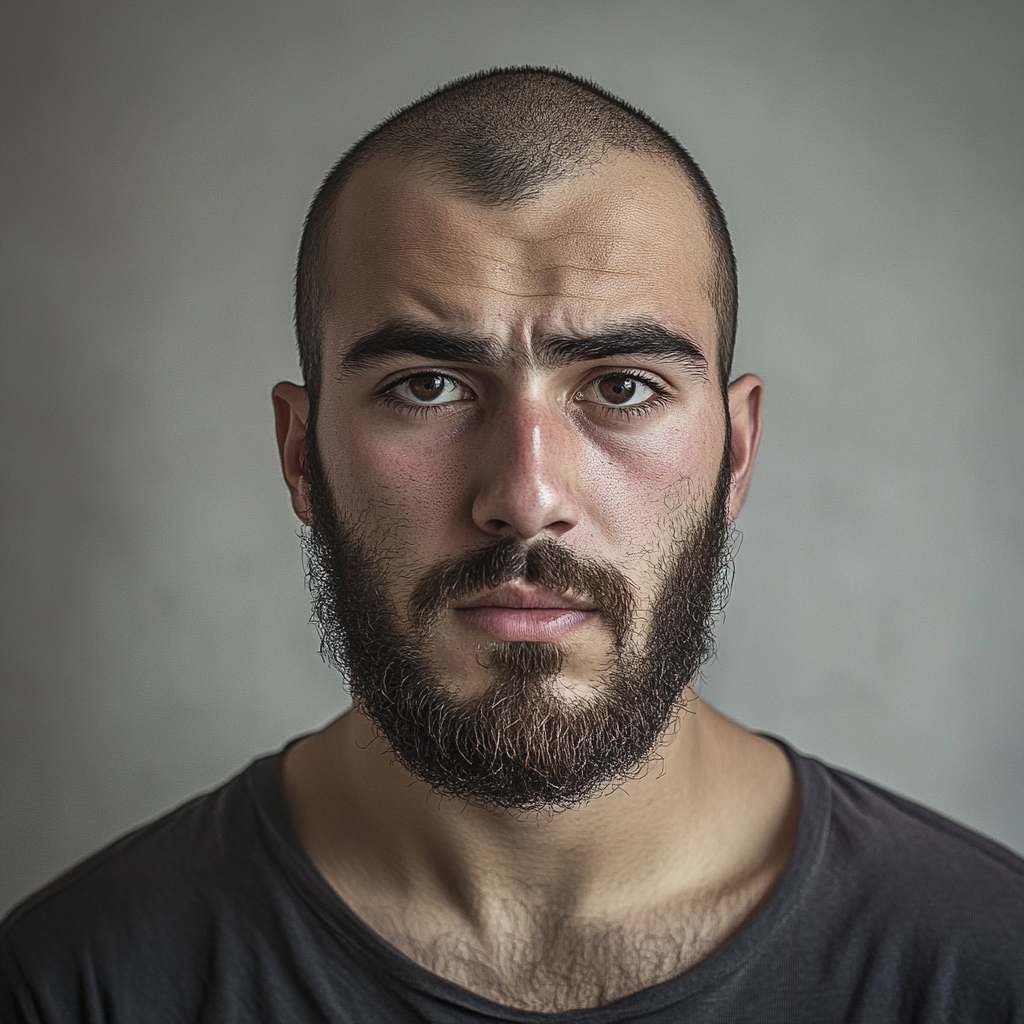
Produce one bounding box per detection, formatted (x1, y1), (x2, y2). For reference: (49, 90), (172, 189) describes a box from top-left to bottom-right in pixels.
(321, 418), (473, 552)
(575, 412), (725, 554)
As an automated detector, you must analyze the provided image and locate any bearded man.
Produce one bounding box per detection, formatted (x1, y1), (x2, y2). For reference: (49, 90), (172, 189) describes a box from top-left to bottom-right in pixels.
(3, 68), (1023, 1023)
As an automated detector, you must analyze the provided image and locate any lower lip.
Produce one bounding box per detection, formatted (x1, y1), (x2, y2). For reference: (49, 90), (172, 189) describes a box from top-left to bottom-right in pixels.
(453, 607), (596, 642)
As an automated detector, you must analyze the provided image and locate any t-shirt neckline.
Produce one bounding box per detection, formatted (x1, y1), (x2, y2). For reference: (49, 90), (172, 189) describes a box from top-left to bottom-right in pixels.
(246, 734), (831, 1022)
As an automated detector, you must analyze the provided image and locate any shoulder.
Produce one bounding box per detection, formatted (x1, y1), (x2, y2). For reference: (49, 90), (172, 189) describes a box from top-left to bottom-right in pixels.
(2, 755), (271, 939)
(814, 754), (1024, 896)
(791, 749), (1024, 1018)
(0, 753), (282, 1022)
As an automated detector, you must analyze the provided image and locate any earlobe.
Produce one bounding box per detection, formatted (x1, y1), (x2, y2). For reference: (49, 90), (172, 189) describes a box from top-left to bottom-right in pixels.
(271, 381), (314, 525)
(725, 374), (764, 523)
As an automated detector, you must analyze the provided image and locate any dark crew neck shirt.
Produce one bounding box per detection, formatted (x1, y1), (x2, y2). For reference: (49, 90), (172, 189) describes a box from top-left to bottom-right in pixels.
(2, 740), (1023, 1023)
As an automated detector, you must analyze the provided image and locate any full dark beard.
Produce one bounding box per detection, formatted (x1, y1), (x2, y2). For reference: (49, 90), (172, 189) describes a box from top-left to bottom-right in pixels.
(302, 439), (733, 812)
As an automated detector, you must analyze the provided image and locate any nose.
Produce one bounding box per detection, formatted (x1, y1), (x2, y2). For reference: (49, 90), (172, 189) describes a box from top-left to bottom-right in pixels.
(470, 401), (580, 542)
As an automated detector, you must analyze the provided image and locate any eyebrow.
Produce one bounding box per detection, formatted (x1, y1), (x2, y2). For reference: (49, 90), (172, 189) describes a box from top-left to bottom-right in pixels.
(338, 323), (501, 378)
(336, 319), (708, 379)
(535, 323), (708, 374)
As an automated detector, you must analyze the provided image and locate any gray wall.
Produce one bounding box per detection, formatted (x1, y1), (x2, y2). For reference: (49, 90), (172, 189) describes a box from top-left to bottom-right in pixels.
(2, 0), (1021, 914)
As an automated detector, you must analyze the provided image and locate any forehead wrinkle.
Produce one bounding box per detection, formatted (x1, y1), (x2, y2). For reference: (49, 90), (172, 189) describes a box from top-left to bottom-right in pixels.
(379, 231), (668, 289)
(482, 247), (678, 286)
(486, 232), (670, 270)
(406, 274), (620, 303)
(494, 262), (651, 282)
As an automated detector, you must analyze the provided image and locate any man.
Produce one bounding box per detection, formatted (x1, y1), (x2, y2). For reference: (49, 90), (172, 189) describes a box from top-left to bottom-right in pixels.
(2, 67), (1022, 1022)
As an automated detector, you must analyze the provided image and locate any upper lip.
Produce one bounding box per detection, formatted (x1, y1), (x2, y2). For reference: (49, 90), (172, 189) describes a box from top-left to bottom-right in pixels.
(455, 584), (596, 611)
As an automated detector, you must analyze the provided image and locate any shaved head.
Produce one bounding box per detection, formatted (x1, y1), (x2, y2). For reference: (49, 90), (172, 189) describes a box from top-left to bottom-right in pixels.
(295, 67), (738, 408)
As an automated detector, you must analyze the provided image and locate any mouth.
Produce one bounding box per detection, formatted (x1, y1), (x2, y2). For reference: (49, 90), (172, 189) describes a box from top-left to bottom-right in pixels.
(453, 584), (598, 642)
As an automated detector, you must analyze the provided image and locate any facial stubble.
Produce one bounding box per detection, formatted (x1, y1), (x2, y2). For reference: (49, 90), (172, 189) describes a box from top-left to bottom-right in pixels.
(302, 436), (733, 812)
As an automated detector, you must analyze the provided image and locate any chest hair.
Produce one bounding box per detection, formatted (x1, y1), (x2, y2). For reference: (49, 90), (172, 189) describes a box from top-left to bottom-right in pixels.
(377, 886), (757, 1013)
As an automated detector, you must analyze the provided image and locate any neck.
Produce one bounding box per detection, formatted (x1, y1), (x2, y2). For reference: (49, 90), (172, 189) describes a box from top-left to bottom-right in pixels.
(283, 694), (796, 936)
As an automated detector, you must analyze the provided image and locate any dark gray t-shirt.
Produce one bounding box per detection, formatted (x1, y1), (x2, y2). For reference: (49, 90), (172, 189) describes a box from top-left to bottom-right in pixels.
(2, 739), (1023, 1023)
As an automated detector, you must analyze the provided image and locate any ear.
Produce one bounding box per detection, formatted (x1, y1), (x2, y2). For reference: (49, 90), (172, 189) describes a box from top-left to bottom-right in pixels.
(272, 381), (313, 525)
(726, 373), (764, 523)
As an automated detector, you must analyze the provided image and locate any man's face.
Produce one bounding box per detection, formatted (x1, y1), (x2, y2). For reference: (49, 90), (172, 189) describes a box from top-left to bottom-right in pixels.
(289, 151), (747, 808)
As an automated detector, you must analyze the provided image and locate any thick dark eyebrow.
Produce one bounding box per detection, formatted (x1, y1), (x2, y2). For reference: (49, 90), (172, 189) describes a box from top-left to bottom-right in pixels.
(534, 321), (708, 376)
(337, 322), (500, 379)
(336, 318), (707, 380)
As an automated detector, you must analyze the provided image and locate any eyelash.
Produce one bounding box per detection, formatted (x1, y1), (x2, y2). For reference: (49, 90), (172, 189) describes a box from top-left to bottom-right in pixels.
(579, 372), (671, 419)
(375, 370), (671, 418)
(375, 372), (472, 417)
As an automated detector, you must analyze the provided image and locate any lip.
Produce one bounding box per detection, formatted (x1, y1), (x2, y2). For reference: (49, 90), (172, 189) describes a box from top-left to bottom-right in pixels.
(453, 585), (597, 642)
(456, 584), (595, 612)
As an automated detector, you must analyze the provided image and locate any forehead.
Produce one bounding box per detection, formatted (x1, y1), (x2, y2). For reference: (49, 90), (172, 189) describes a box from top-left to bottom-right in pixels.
(321, 150), (718, 362)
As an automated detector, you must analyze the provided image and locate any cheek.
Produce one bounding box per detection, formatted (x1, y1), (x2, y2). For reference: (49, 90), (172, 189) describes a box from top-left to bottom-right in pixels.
(576, 403), (726, 553)
(318, 411), (470, 547)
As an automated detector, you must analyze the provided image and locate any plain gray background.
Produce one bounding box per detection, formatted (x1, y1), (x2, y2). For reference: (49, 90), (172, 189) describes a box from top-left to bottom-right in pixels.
(2, 0), (1022, 915)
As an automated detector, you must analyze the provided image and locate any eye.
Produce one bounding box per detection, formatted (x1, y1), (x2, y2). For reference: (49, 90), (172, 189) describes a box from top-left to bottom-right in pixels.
(389, 373), (472, 406)
(579, 373), (662, 409)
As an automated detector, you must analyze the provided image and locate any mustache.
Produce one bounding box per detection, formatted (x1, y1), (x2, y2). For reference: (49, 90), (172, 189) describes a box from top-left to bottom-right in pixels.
(408, 535), (637, 648)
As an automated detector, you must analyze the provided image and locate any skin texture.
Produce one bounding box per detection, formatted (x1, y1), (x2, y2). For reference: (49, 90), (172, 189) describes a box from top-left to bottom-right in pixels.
(272, 150), (797, 1011)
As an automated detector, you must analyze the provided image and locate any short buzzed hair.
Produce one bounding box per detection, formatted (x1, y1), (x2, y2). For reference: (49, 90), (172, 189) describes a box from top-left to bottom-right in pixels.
(295, 67), (738, 410)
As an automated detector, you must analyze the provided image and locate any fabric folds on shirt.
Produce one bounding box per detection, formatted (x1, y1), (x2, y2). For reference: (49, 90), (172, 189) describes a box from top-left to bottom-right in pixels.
(2, 738), (1023, 1023)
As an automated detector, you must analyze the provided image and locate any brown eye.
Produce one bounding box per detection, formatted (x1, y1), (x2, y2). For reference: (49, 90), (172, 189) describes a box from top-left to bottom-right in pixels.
(408, 375), (446, 402)
(598, 375), (638, 404)
(581, 373), (659, 409)
(391, 374), (471, 406)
